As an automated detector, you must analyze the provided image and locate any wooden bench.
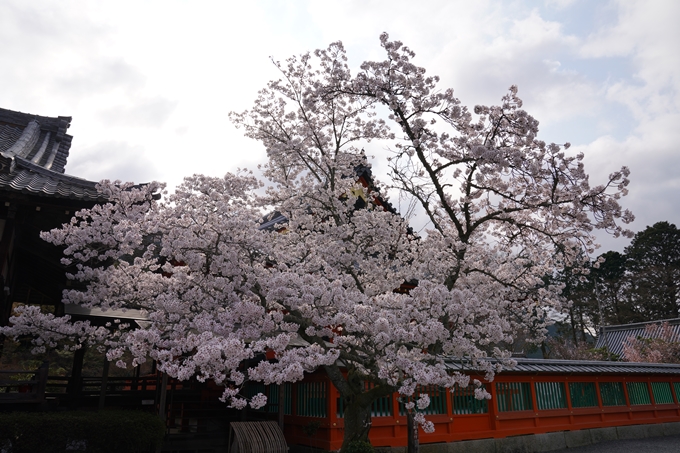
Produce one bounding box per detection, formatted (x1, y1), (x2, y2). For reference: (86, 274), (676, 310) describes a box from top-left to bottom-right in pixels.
(228, 421), (288, 453)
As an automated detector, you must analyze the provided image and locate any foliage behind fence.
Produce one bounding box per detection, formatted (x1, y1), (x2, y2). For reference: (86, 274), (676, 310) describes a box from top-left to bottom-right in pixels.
(0, 410), (165, 453)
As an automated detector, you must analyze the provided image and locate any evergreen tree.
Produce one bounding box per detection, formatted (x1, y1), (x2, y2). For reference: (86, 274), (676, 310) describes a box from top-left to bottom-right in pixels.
(591, 251), (631, 325)
(624, 222), (680, 320)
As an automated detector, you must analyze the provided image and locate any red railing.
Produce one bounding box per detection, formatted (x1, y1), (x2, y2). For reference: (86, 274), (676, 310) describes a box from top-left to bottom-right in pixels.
(281, 371), (680, 450)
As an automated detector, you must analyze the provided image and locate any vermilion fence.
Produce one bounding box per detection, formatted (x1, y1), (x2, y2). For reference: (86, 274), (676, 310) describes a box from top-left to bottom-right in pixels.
(266, 359), (680, 451)
(8, 359), (680, 450)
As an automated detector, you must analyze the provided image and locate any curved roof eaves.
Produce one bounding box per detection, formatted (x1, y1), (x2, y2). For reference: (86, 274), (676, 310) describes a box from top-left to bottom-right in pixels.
(0, 166), (103, 201)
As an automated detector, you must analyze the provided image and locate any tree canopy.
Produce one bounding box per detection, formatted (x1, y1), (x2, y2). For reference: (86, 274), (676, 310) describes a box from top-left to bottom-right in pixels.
(551, 221), (680, 353)
(625, 221), (680, 320)
(0, 34), (634, 451)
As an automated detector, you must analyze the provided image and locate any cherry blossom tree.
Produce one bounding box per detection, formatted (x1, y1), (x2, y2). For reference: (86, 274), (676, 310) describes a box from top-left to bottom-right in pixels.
(229, 34), (632, 449)
(1, 34), (634, 452)
(622, 322), (680, 364)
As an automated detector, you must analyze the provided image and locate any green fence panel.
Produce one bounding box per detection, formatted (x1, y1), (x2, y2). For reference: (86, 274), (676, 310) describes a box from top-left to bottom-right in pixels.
(371, 393), (393, 417)
(626, 382), (651, 405)
(297, 382), (327, 417)
(336, 397), (344, 419)
(496, 382), (533, 412)
(651, 382), (674, 404)
(535, 382), (567, 410)
(600, 382), (626, 406)
(426, 386), (447, 415)
(569, 382), (598, 408)
(451, 386), (488, 415)
(267, 383), (292, 415)
(674, 383), (680, 404)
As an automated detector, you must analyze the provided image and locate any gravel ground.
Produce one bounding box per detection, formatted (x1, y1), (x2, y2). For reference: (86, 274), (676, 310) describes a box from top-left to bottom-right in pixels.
(550, 434), (680, 452)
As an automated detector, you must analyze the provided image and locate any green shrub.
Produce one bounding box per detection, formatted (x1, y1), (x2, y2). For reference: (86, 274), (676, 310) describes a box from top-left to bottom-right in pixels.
(344, 440), (375, 453)
(0, 410), (165, 453)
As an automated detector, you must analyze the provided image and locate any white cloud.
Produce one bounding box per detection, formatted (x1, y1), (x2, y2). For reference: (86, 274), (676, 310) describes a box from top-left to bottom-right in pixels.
(581, 0), (680, 121)
(544, 0), (579, 9)
(1, 0), (678, 251)
(67, 140), (160, 183)
(563, 0), (680, 249)
(97, 97), (178, 128)
(55, 60), (146, 98)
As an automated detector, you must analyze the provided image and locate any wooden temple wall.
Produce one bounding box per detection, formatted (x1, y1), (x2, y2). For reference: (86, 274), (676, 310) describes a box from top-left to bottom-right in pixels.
(272, 372), (680, 451)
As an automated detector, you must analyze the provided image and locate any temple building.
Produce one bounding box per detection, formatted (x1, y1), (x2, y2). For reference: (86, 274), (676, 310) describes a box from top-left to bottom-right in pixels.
(0, 107), (105, 331)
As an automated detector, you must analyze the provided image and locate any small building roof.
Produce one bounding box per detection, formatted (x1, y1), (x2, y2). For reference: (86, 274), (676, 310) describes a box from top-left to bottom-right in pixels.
(64, 303), (150, 329)
(0, 107), (103, 201)
(594, 318), (680, 357)
(259, 210), (289, 231)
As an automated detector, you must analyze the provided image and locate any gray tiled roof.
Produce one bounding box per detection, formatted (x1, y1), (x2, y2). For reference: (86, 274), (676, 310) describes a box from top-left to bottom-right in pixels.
(444, 357), (680, 375)
(259, 211), (289, 231)
(0, 107), (103, 201)
(595, 318), (680, 356)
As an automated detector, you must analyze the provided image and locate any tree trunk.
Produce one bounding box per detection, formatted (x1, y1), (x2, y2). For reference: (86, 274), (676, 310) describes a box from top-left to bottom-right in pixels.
(406, 410), (419, 453)
(323, 364), (393, 453)
(569, 308), (578, 344)
(340, 395), (373, 451)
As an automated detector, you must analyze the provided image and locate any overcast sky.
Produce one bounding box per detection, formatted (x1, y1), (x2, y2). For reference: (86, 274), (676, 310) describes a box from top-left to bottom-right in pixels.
(1, 0), (678, 253)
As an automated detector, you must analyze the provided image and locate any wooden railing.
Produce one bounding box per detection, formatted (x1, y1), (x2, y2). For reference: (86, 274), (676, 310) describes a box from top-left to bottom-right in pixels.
(0, 362), (48, 405)
(38, 373), (226, 436)
(42, 373), (179, 408)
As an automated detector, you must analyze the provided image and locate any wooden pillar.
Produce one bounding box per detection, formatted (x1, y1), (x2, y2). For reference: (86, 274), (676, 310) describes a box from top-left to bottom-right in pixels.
(35, 361), (49, 409)
(158, 372), (169, 422)
(445, 385), (453, 435)
(488, 380), (498, 431)
(530, 377), (540, 419)
(326, 380), (344, 450)
(0, 209), (16, 279)
(132, 361), (140, 391)
(595, 379), (605, 422)
(0, 207), (16, 330)
(278, 383), (285, 430)
(155, 372), (168, 453)
(68, 346), (86, 408)
(98, 357), (110, 410)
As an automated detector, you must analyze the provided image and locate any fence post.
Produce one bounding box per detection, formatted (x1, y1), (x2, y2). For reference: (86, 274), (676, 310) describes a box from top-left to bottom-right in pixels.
(488, 381), (498, 431)
(98, 357), (110, 410)
(278, 383), (285, 430)
(35, 361), (48, 409)
(68, 346), (86, 408)
(158, 373), (169, 421)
